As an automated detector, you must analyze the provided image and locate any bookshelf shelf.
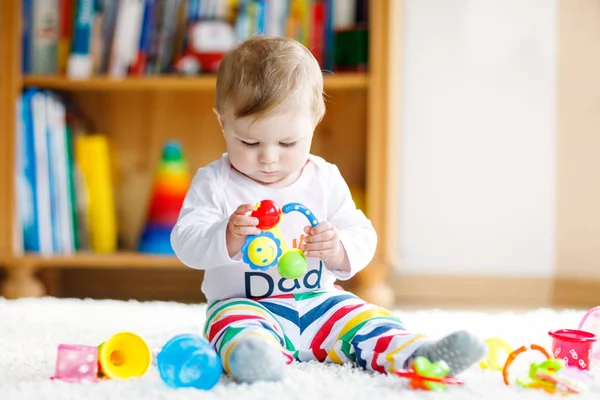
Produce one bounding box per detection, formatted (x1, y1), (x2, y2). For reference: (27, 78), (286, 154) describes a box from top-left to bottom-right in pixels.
(22, 73), (369, 92)
(15, 252), (183, 269)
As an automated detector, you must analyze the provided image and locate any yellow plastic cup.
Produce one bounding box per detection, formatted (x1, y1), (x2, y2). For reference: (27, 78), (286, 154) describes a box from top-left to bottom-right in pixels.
(97, 332), (152, 379)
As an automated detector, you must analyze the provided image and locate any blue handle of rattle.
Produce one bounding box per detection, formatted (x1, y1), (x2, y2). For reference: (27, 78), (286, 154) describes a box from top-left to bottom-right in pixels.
(282, 203), (319, 227)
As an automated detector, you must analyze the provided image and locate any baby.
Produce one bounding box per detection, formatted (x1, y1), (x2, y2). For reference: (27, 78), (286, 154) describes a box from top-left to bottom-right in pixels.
(171, 36), (485, 383)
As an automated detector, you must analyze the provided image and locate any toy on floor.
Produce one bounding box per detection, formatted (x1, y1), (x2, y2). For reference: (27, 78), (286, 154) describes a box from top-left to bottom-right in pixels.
(51, 332), (152, 383)
(549, 329), (598, 371)
(156, 334), (222, 390)
(242, 200), (320, 279)
(578, 306), (600, 363)
(97, 332), (152, 379)
(138, 141), (191, 255)
(51, 344), (99, 383)
(393, 356), (463, 391)
(502, 344), (552, 386)
(502, 343), (594, 395)
(479, 337), (514, 371)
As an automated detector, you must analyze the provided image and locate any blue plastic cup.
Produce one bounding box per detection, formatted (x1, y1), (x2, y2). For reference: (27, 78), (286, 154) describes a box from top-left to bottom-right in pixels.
(157, 334), (222, 390)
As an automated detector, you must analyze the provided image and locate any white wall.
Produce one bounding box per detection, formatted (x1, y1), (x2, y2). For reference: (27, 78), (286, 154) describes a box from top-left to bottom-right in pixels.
(399, 0), (557, 276)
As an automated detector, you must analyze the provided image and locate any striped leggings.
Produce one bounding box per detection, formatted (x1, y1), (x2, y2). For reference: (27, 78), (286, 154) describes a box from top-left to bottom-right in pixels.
(203, 288), (426, 375)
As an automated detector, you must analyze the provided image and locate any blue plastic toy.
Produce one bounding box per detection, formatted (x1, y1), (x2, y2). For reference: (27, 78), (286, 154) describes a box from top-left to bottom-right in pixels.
(156, 334), (222, 390)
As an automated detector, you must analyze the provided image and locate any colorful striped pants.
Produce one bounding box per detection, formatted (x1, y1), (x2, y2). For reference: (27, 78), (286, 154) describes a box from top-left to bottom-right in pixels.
(203, 288), (426, 374)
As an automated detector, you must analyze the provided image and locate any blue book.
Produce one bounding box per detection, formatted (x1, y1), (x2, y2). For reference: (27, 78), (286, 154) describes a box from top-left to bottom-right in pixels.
(29, 89), (54, 255)
(44, 92), (61, 254)
(255, 0), (265, 35)
(67, 0), (95, 78)
(22, 0), (33, 73)
(19, 89), (40, 252)
(131, 0), (154, 75)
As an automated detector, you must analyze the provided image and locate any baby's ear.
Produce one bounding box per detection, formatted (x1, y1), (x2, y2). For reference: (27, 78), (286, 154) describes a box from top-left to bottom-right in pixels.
(213, 108), (225, 131)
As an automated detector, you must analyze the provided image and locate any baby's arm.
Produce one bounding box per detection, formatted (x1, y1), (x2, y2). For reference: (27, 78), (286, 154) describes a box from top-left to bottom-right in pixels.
(324, 165), (377, 279)
(171, 167), (247, 269)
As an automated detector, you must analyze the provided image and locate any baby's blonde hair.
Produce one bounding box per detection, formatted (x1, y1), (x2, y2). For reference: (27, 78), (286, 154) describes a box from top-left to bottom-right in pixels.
(214, 36), (325, 124)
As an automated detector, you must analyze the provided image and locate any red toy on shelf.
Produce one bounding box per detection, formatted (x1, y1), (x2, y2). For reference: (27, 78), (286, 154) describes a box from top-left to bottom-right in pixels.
(174, 20), (236, 75)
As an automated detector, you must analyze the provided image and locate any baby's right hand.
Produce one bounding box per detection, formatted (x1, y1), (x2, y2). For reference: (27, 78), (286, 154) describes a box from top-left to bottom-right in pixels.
(226, 204), (262, 256)
(228, 204), (262, 237)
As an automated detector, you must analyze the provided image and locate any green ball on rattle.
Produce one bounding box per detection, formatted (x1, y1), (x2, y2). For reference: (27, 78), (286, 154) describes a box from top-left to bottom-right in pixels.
(277, 249), (307, 280)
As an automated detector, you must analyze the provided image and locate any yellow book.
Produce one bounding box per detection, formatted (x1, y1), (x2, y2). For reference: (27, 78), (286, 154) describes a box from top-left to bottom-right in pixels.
(75, 135), (117, 253)
(57, 40), (70, 75)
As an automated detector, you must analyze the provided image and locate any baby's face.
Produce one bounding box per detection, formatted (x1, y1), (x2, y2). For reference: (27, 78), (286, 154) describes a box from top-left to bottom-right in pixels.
(220, 108), (315, 186)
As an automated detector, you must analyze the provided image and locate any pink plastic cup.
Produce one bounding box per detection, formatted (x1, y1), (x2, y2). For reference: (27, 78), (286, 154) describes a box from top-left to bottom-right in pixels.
(578, 306), (600, 362)
(548, 329), (598, 371)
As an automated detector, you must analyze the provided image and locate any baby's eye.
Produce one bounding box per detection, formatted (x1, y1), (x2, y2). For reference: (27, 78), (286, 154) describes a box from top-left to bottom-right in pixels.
(280, 141), (297, 148)
(241, 140), (259, 147)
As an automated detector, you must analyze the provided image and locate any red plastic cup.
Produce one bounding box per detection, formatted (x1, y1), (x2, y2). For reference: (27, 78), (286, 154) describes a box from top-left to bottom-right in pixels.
(548, 329), (598, 370)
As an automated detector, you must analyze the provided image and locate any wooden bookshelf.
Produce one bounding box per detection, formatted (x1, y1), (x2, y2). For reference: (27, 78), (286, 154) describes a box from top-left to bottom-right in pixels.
(14, 252), (182, 269)
(22, 73), (369, 92)
(0, 0), (401, 307)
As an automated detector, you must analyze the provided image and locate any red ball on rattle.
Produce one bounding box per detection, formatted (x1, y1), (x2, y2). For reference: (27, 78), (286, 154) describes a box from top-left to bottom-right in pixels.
(251, 200), (281, 230)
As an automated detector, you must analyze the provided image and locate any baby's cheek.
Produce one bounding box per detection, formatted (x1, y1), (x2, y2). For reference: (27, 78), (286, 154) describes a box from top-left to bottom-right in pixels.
(293, 150), (310, 169)
(230, 148), (255, 169)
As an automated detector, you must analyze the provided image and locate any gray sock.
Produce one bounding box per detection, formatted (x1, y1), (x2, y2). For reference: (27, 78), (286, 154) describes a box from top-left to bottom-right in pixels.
(228, 336), (287, 383)
(406, 330), (485, 376)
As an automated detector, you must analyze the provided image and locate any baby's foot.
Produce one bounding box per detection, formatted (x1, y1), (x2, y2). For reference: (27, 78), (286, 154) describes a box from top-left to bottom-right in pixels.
(228, 336), (287, 383)
(407, 330), (485, 375)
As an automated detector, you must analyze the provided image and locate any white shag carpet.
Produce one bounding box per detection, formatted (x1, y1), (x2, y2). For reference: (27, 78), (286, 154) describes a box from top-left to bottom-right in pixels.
(1, 297), (600, 400)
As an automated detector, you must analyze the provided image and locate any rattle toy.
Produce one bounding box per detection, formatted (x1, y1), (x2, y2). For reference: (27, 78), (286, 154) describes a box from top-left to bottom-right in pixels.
(502, 343), (593, 395)
(157, 334), (222, 390)
(393, 356), (463, 391)
(241, 200), (319, 279)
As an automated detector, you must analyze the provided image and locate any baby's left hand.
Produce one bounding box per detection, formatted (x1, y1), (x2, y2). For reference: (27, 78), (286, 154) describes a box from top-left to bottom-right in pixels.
(302, 221), (345, 267)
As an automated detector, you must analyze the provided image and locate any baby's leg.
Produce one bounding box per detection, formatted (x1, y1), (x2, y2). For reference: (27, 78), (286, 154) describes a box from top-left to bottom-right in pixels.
(319, 301), (426, 372)
(308, 291), (484, 375)
(347, 319), (485, 376)
(204, 298), (294, 383)
(402, 330), (486, 375)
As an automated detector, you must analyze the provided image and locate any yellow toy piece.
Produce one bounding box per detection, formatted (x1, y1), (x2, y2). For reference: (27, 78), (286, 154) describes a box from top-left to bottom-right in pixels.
(479, 337), (513, 371)
(246, 234), (280, 267)
(98, 332), (152, 379)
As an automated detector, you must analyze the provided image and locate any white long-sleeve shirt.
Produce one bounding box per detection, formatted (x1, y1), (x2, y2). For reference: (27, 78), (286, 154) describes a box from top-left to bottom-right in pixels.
(170, 153), (377, 303)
